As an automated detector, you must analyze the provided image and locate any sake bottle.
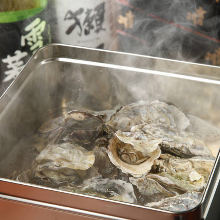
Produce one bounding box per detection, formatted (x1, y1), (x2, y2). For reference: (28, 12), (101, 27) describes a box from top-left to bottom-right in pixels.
(0, 0), (51, 94)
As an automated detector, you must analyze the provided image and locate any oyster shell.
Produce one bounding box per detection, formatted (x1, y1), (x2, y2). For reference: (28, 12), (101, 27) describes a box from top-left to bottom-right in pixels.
(189, 156), (215, 180)
(36, 116), (64, 151)
(60, 111), (104, 150)
(18, 100), (217, 211)
(93, 145), (119, 179)
(33, 143), (95, 186)
(108, 136), (161, 177)
(147, 172), (205, 193)
(146, 192), (202, 212)
(82, 177), (137, 203)
(130, 176), (176, 203)
(115, 125), (163, 155)
(115, 122), (212, 158)
(159, 134), (213, 158)
(107, 100), (212, 158)
(37, 111), (104, 151)
(149, 154), (215, 192)
(107, 100), (190, 132)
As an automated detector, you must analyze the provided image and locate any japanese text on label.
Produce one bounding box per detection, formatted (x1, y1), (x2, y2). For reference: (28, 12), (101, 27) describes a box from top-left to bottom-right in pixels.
(21, 18), (46, 53)
(64, 2), (105, 36)
(2, 50), (28, 82)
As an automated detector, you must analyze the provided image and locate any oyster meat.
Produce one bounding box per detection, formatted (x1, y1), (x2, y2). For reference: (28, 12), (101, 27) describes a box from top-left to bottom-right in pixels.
(108, 136), (161, 177)
(104, 100), (216, 210)
(107, 100), (213, 158)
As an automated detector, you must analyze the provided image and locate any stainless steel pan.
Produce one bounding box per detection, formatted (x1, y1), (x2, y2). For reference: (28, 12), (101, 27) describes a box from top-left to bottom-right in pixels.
(0, 44), (219, 220)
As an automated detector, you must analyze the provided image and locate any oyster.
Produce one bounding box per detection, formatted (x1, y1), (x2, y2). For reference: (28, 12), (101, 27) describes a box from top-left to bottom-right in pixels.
(148, 154), (215, 192)
(114, 121), (212, 158)
(108, 136), (161, 177)
(187, 114), (220, 157)
(93, 145), (119, 179)
(107, 100), (212, 158)
(159, 134), (213, 158)
(115, 125), (163, 155)
(130, 153), (214, 205)
(15, 100), (217, 212)
(82, 177), (137, 203)
(35, 116), (65, 151)
(60, 111), (104, 150)
(37, 111), (104, 151)
(33, 143), (95, 186)
(189, 156), (215, 180)
(107, 100), (190, 132)
(130, 176), (176, 204)
(146, 192), (202, 212)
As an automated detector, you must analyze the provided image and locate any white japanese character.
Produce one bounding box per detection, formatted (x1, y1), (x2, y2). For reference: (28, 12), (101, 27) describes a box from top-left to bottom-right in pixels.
(21, 18), (46, 53)
(2, 50), (28, 82)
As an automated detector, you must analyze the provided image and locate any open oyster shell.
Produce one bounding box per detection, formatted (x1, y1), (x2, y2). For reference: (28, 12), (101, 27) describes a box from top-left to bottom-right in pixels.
(16, 100), (218, 212)
(107, 100), (213, 159)
(108, 136), (161, 177)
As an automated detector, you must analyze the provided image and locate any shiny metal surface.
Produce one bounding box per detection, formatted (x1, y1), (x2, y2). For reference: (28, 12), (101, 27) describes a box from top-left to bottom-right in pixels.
(0, 44), (220, 219)
(202, 151), (220, 219)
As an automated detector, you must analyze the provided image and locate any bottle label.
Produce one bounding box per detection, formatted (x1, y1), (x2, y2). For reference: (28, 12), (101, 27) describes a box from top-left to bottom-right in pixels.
(0, 1), (51, 94)
(55, 0), (112, 49)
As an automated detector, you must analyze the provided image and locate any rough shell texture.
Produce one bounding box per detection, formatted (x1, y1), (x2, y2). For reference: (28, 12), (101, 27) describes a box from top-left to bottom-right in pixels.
(82, 177), (137, 203)
(149, 155), (214, 193)
(107, 100), (190, 132)
(159, 134), (213, 158)
(37, 111), (104, 151)
(146, 192), (202, 212)
(36, 143), (95, 170)
(147, 172), (205, 193)
(60, 111), (104, 150)
(116, 128), (161, 155)
(107, 100), (212, 158)
(15, 101), (218, 212)
(93, 145), (119, 179)
(130, 176), (175, 203)
(34, 143), (95, 186)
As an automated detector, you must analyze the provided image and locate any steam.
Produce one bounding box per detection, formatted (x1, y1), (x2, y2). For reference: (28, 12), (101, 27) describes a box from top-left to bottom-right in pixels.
(117, 0), (220, 63)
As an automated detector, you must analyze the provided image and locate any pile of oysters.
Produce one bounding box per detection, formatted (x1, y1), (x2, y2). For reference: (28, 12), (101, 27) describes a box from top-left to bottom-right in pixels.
(16, 100), (218, 212)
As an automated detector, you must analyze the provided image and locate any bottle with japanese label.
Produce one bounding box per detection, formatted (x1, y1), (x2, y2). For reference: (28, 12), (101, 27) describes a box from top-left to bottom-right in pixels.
(53, 0), (117, 50)
(0, 0), (52, 95)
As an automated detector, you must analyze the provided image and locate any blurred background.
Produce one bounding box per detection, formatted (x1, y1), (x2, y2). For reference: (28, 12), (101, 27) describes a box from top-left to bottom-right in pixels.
(0, 0), (220, 95)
